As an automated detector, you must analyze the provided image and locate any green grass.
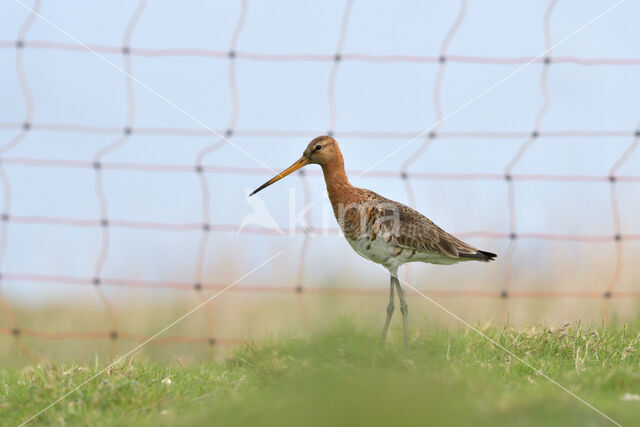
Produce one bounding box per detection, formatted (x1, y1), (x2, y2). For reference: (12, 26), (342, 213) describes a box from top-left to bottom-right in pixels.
(2, 321), (640, 426)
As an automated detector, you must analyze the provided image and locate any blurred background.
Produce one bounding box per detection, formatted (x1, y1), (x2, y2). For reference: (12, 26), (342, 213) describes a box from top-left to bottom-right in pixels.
(0, 0), (639, 364)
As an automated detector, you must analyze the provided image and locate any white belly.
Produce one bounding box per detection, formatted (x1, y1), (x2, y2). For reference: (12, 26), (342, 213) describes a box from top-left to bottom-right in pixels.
(346, 235), (398, 266)
(345, 235), (467, 268)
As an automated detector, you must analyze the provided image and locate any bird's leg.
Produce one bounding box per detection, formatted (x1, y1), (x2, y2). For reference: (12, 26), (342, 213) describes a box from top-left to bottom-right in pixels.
(381, 274), (395, 342)
(393, 274), (409, 348)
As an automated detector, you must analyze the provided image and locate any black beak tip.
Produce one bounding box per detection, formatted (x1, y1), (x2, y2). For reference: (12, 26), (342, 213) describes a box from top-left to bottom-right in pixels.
(249, 185), (265, 196)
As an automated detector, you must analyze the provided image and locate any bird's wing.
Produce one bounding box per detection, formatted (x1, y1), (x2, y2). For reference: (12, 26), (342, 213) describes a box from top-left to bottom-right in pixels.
(363, 190), (478, 259)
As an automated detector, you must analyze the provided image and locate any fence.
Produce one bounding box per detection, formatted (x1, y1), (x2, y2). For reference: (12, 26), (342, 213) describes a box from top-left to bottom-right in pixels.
(1, 0), (639, 360)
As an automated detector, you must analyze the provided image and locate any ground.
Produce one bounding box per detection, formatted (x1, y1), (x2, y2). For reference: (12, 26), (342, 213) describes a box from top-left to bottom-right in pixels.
(1, 321), (639, 426)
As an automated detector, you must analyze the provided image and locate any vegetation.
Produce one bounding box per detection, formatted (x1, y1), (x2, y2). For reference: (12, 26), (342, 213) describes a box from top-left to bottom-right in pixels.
(2, 322), (639, 426)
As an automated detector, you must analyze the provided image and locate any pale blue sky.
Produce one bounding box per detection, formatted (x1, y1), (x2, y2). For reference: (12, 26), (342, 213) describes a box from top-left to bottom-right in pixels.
(1, 0), (639, 304)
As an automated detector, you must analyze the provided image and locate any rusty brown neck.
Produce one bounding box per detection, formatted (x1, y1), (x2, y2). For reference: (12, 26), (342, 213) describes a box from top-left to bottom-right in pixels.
(320, 153), (356, 215)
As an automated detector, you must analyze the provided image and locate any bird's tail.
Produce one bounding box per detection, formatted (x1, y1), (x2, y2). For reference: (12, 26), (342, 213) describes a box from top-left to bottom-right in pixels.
(460, 250), (497, 262)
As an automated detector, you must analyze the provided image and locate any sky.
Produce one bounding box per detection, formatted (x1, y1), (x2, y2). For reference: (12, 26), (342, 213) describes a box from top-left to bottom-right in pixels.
(0, 0), (639, 304)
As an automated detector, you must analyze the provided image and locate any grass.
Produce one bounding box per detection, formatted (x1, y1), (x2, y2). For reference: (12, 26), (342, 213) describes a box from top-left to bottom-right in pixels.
(1, 321), (640, 426)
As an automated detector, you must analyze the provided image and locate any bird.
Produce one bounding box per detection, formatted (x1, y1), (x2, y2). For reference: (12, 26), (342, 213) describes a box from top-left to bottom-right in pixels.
(250, 136), (496, 346)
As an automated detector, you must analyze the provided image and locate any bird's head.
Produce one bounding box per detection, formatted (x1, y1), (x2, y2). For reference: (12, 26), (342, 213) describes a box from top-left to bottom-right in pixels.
(301, 135), (340, 166)
(250, 135), (339, 196)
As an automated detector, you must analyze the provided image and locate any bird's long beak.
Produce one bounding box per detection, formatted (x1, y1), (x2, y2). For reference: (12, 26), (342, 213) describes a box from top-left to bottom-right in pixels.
(250, 157), (309, 196)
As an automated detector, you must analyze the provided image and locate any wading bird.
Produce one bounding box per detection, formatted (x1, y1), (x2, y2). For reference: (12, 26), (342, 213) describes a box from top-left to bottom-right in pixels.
(250, 136), (496, 346)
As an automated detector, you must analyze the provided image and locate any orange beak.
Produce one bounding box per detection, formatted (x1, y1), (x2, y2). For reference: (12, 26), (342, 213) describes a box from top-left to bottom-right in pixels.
(250, 157), (309, 196)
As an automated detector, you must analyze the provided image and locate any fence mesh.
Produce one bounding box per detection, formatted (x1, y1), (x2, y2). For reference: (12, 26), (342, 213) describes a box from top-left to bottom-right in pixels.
(1, 0), (639, 359)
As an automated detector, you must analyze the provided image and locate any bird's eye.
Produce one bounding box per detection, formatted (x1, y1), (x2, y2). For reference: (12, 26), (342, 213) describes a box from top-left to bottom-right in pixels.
(315, 145), (322, 151)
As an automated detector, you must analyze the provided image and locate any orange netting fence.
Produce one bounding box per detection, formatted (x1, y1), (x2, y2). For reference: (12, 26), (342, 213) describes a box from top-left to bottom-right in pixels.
(1, 0), (639, 358)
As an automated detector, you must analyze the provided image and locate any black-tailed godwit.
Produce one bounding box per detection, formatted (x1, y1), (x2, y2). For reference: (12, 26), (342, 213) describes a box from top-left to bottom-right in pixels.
(251, 136), (496, 346)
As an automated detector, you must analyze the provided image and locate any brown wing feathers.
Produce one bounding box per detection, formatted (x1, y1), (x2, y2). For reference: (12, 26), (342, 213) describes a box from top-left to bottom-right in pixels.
(366, 190), (496, 262)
